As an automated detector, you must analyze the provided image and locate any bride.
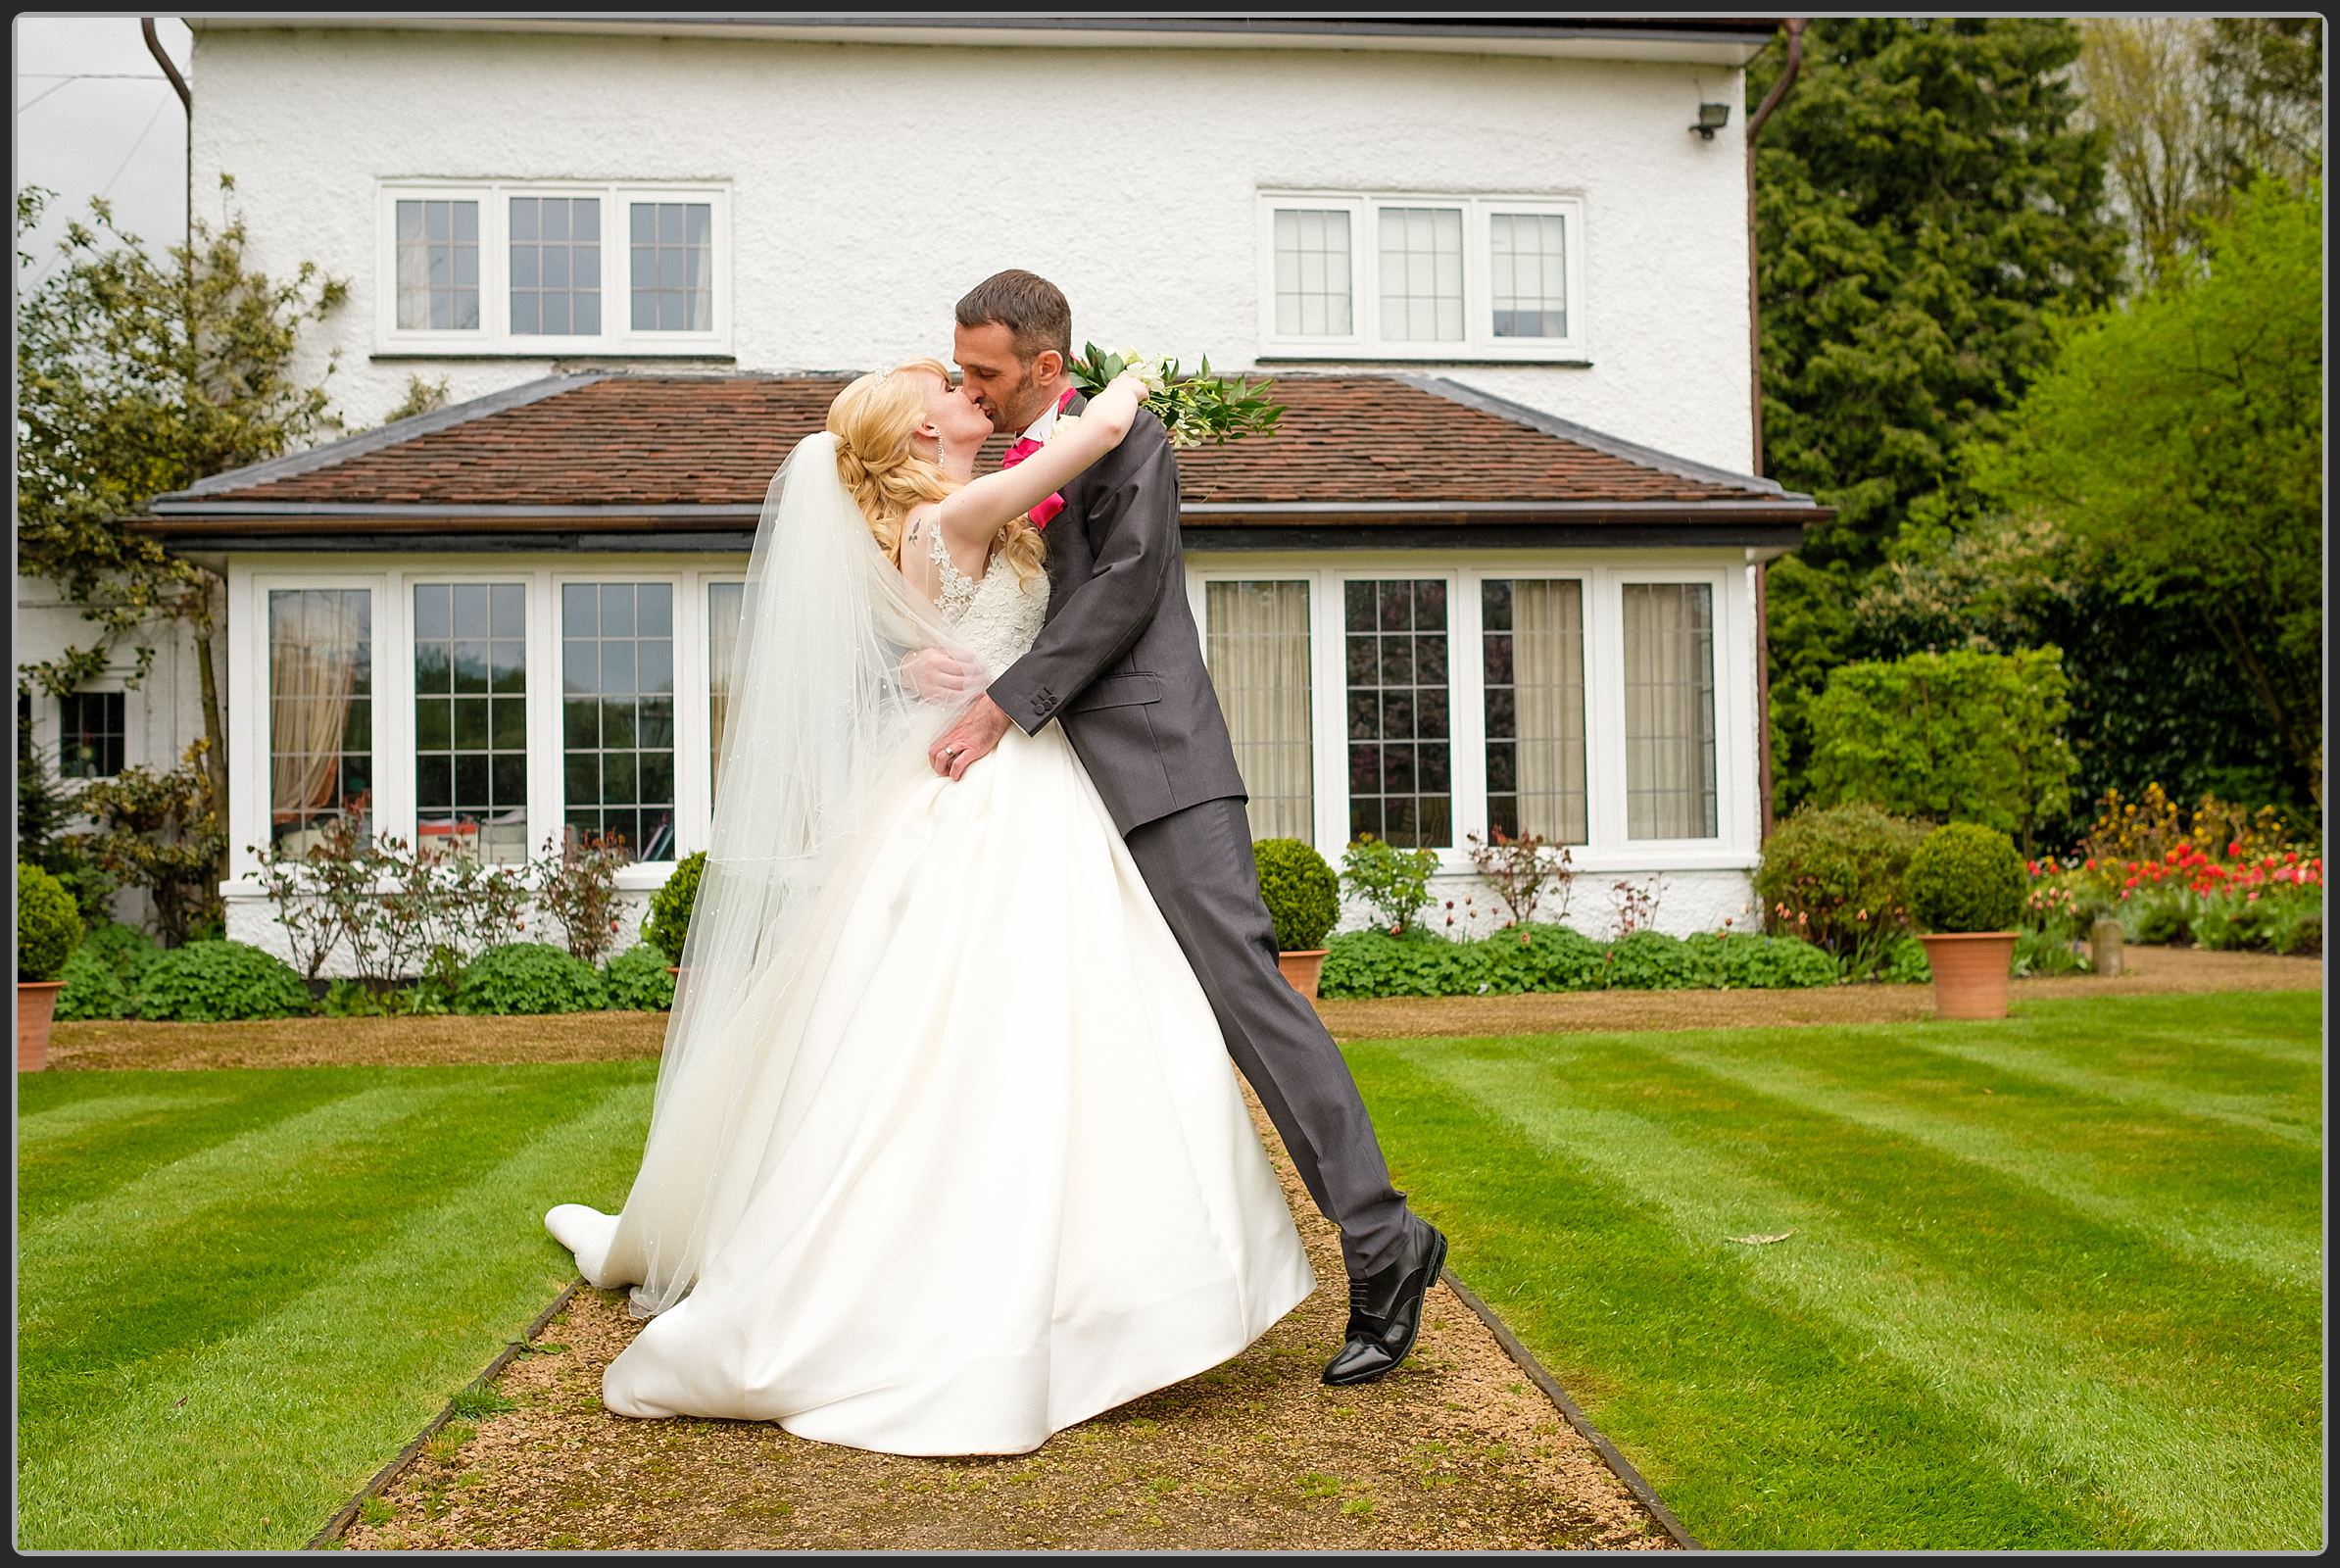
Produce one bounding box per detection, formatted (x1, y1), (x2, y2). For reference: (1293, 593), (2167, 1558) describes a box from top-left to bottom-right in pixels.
(544, 357), (1316, 1457)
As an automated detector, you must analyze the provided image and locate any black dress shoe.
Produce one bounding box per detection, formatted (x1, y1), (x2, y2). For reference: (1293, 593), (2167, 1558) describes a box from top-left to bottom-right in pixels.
(1321, 1217), (1448, 1387)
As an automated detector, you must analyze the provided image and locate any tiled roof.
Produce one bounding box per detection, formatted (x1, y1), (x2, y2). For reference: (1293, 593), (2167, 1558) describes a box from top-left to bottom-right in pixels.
(143, 371), (1826, 530)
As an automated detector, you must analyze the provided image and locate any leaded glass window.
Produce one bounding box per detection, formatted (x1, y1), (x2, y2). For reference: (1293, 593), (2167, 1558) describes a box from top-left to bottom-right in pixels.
(1344, 579), (1450, 848)
(561, 582), (676, 862)
(510, 195), (602, 336)
(414, 583), (529, 864)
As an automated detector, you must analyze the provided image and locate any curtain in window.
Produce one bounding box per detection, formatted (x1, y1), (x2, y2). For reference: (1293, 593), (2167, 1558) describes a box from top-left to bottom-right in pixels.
(707, 580), (743, 806)
(269, 591), (363, 816)
(1511, 580), (1587, 842)
(1622, 583), (1718, 839)
(1205, 581), (1313, 841)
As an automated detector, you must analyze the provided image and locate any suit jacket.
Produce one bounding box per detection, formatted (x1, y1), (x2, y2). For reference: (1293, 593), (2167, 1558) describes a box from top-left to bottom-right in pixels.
(985, 391), (1249, 833)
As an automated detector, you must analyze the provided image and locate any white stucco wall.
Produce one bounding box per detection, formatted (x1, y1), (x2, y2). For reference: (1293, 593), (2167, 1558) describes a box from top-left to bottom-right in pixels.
(14, 573), (211, 931)
(186, 24), (1755, 470)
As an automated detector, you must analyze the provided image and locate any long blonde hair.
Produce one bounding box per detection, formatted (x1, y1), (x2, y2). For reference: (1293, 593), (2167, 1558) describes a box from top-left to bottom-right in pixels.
(825, 357), (1046, 584)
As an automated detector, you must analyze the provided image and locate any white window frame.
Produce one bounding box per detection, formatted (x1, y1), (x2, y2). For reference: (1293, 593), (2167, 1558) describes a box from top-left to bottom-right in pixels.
(226, 555), (756, 902)
(1180, 551), (1755, 875)
(1256, 190), (1589, 363)
(54, 686), (133, 784)
(375, 180), (733, 357)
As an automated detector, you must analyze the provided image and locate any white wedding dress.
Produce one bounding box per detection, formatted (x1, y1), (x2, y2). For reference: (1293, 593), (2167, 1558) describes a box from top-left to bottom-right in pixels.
(546, 524), (1316, 1456)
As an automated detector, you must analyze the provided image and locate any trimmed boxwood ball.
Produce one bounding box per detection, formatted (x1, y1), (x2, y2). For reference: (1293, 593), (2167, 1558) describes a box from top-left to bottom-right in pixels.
(1906, 822), (2028, 934)
(133, 940), (312, 1021)
(457, 941), (611, 1015)
(1252, 837), (1340, 953)
(16, 861), (82, 982)
(644, 850), (707, 965)
(603, 943), (677, 1011)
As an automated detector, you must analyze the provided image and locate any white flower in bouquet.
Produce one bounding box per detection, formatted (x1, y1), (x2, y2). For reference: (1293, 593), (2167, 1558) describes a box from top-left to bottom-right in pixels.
(1040, 413), (1083, 446)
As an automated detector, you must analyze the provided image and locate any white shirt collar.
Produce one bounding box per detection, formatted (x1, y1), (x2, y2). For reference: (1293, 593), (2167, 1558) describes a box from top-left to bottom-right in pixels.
(1019, 387), (1072, 444)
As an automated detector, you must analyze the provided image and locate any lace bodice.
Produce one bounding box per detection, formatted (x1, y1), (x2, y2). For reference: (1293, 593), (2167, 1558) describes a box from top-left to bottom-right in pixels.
(926, 519), (1048, 674)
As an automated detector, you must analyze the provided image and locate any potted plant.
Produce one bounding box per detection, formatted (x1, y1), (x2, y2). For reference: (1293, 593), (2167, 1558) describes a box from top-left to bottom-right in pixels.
(1253, 837), (1340, 999)
(17, 860), (83, 1071)
(647, 850), (707, 978)
(1905, 822), (2028, 1020)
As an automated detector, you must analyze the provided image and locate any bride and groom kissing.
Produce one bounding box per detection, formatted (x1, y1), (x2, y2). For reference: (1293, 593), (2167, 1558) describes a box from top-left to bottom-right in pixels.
(546, 269), (1447, 1457)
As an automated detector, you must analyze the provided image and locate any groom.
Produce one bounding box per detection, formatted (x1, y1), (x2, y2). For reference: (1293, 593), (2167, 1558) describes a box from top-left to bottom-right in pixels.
(928, 269), (1447, 1388)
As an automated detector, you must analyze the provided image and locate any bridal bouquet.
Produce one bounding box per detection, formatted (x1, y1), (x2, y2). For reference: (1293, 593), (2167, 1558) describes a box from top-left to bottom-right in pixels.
(1065, 343), (1285, 449)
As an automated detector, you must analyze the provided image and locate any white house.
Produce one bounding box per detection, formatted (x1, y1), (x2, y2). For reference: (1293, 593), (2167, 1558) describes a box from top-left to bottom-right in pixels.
(32, 14), (1829, 963)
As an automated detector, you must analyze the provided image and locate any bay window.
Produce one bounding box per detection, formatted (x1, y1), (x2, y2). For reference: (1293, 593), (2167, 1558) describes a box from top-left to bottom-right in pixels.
(1203, 579), (1314, 842)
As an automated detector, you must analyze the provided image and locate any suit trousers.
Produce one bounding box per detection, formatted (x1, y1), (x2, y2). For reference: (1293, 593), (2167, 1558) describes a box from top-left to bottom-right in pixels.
(1124, 796), (1413, 1279)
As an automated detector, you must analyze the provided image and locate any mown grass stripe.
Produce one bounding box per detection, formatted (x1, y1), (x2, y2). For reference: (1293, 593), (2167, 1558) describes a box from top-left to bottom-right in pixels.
(15, 1073), (372, 1225)
(1628, 1034), (2319, 1291)
(1902, 1032), (2318, 1148)
(1350, 1044), (2106, 1550)
(17, 1069), (654, 1551)
(1403, 1043), (2318, 1550)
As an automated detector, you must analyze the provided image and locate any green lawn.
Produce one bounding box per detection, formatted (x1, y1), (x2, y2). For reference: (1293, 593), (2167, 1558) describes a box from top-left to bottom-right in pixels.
(1346, 990), (2324, 1550)
(15, 1060), (658, 1551)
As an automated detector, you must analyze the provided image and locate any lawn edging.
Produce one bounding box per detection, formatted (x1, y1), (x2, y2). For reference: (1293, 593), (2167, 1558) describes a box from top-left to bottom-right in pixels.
(308, 1276), (585, 1549)
(1438, 1264), (1703, 1551)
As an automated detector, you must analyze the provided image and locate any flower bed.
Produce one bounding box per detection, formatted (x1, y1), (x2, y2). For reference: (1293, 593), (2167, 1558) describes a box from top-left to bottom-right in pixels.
(1319, 922), (1841, 1000)
(2028, 843), (2322, 956)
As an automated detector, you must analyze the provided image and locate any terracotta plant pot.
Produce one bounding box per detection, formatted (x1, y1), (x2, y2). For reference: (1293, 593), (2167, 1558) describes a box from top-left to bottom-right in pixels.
(1276, 950), (1329, 1001)
(19, 980), (66, 1072)
(1918, 932), (2018, 1020)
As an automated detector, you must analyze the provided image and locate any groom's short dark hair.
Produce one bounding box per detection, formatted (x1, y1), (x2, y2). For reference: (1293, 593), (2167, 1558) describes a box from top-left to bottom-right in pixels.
(955, 270), (1071, 363)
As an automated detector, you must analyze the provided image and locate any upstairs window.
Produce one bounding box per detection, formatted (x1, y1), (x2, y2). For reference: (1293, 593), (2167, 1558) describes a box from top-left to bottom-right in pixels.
(378, 182), (729, 355)
(1259, 191), (1585, 361)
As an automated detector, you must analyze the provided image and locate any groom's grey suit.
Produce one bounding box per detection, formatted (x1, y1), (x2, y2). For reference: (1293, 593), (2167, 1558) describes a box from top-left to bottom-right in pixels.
(984, 393), (1413, 1280)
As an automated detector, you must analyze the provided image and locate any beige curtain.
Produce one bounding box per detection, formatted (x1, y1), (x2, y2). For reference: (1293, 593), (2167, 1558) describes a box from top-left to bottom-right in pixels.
(1622, 583), (1718, 839)
(1205, 581), (1313, 842)
(1510, 579), (1587, 842)
(707, 581), (743, 806)
(269, 589), (363, 817)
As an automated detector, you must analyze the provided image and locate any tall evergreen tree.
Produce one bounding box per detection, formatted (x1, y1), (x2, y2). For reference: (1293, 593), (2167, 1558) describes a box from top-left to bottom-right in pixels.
(1745, 18), (2126, 810)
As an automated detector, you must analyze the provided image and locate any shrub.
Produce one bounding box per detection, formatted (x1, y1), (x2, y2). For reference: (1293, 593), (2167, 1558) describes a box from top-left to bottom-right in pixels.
(1340, 834), (1440, 936)
(1318, 928), (1475, 999)
(133, 940), (312, 1021)
(1877, 935), (1932, 984)
(17, 860), (82, 982)
(644, 851), (707, 964)
(603, 943), (677, 1011)
(76, 919), (161, 984)
(455, 941), (609, 1015)
(54, 947), (135, 1020)
(1753, 802), (1927, 976)
(1467, 923), (1607, 995)
(1599, 930), (1699, 990)
(1462, 828), (1575, 927)
(1906, 823), (2028, 934)
(1680, 931), (1840, 990)
(1806, 645), (2075, 851)
(529, 831), (629, 965)
(1251, 838), (1340, 953)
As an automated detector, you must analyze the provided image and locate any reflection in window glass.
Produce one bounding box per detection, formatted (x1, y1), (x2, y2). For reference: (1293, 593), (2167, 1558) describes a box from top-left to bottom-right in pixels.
(561, 581), (675, 862)
(414, 582), (529, 864)
(1344, 579), (1450, 848)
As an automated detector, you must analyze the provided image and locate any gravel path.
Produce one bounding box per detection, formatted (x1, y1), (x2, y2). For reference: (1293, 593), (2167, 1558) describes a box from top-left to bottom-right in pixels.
(336, 1084), (1674, 1551)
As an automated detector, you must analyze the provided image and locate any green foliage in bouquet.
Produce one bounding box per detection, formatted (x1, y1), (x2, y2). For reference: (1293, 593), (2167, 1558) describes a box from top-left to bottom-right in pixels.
(1906, 822), (2028, 934)
(1067, 343), (1285, 448)
(1252, 837), (1340, 953)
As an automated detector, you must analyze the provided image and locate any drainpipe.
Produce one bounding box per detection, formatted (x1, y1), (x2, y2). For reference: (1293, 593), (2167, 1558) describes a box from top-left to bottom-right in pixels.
(141, 18), (192, 251)
(1743, 18), (1805, 842)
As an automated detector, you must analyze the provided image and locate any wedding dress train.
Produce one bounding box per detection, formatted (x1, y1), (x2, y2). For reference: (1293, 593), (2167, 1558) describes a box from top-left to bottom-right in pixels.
(547, 525), (1316, 1456)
